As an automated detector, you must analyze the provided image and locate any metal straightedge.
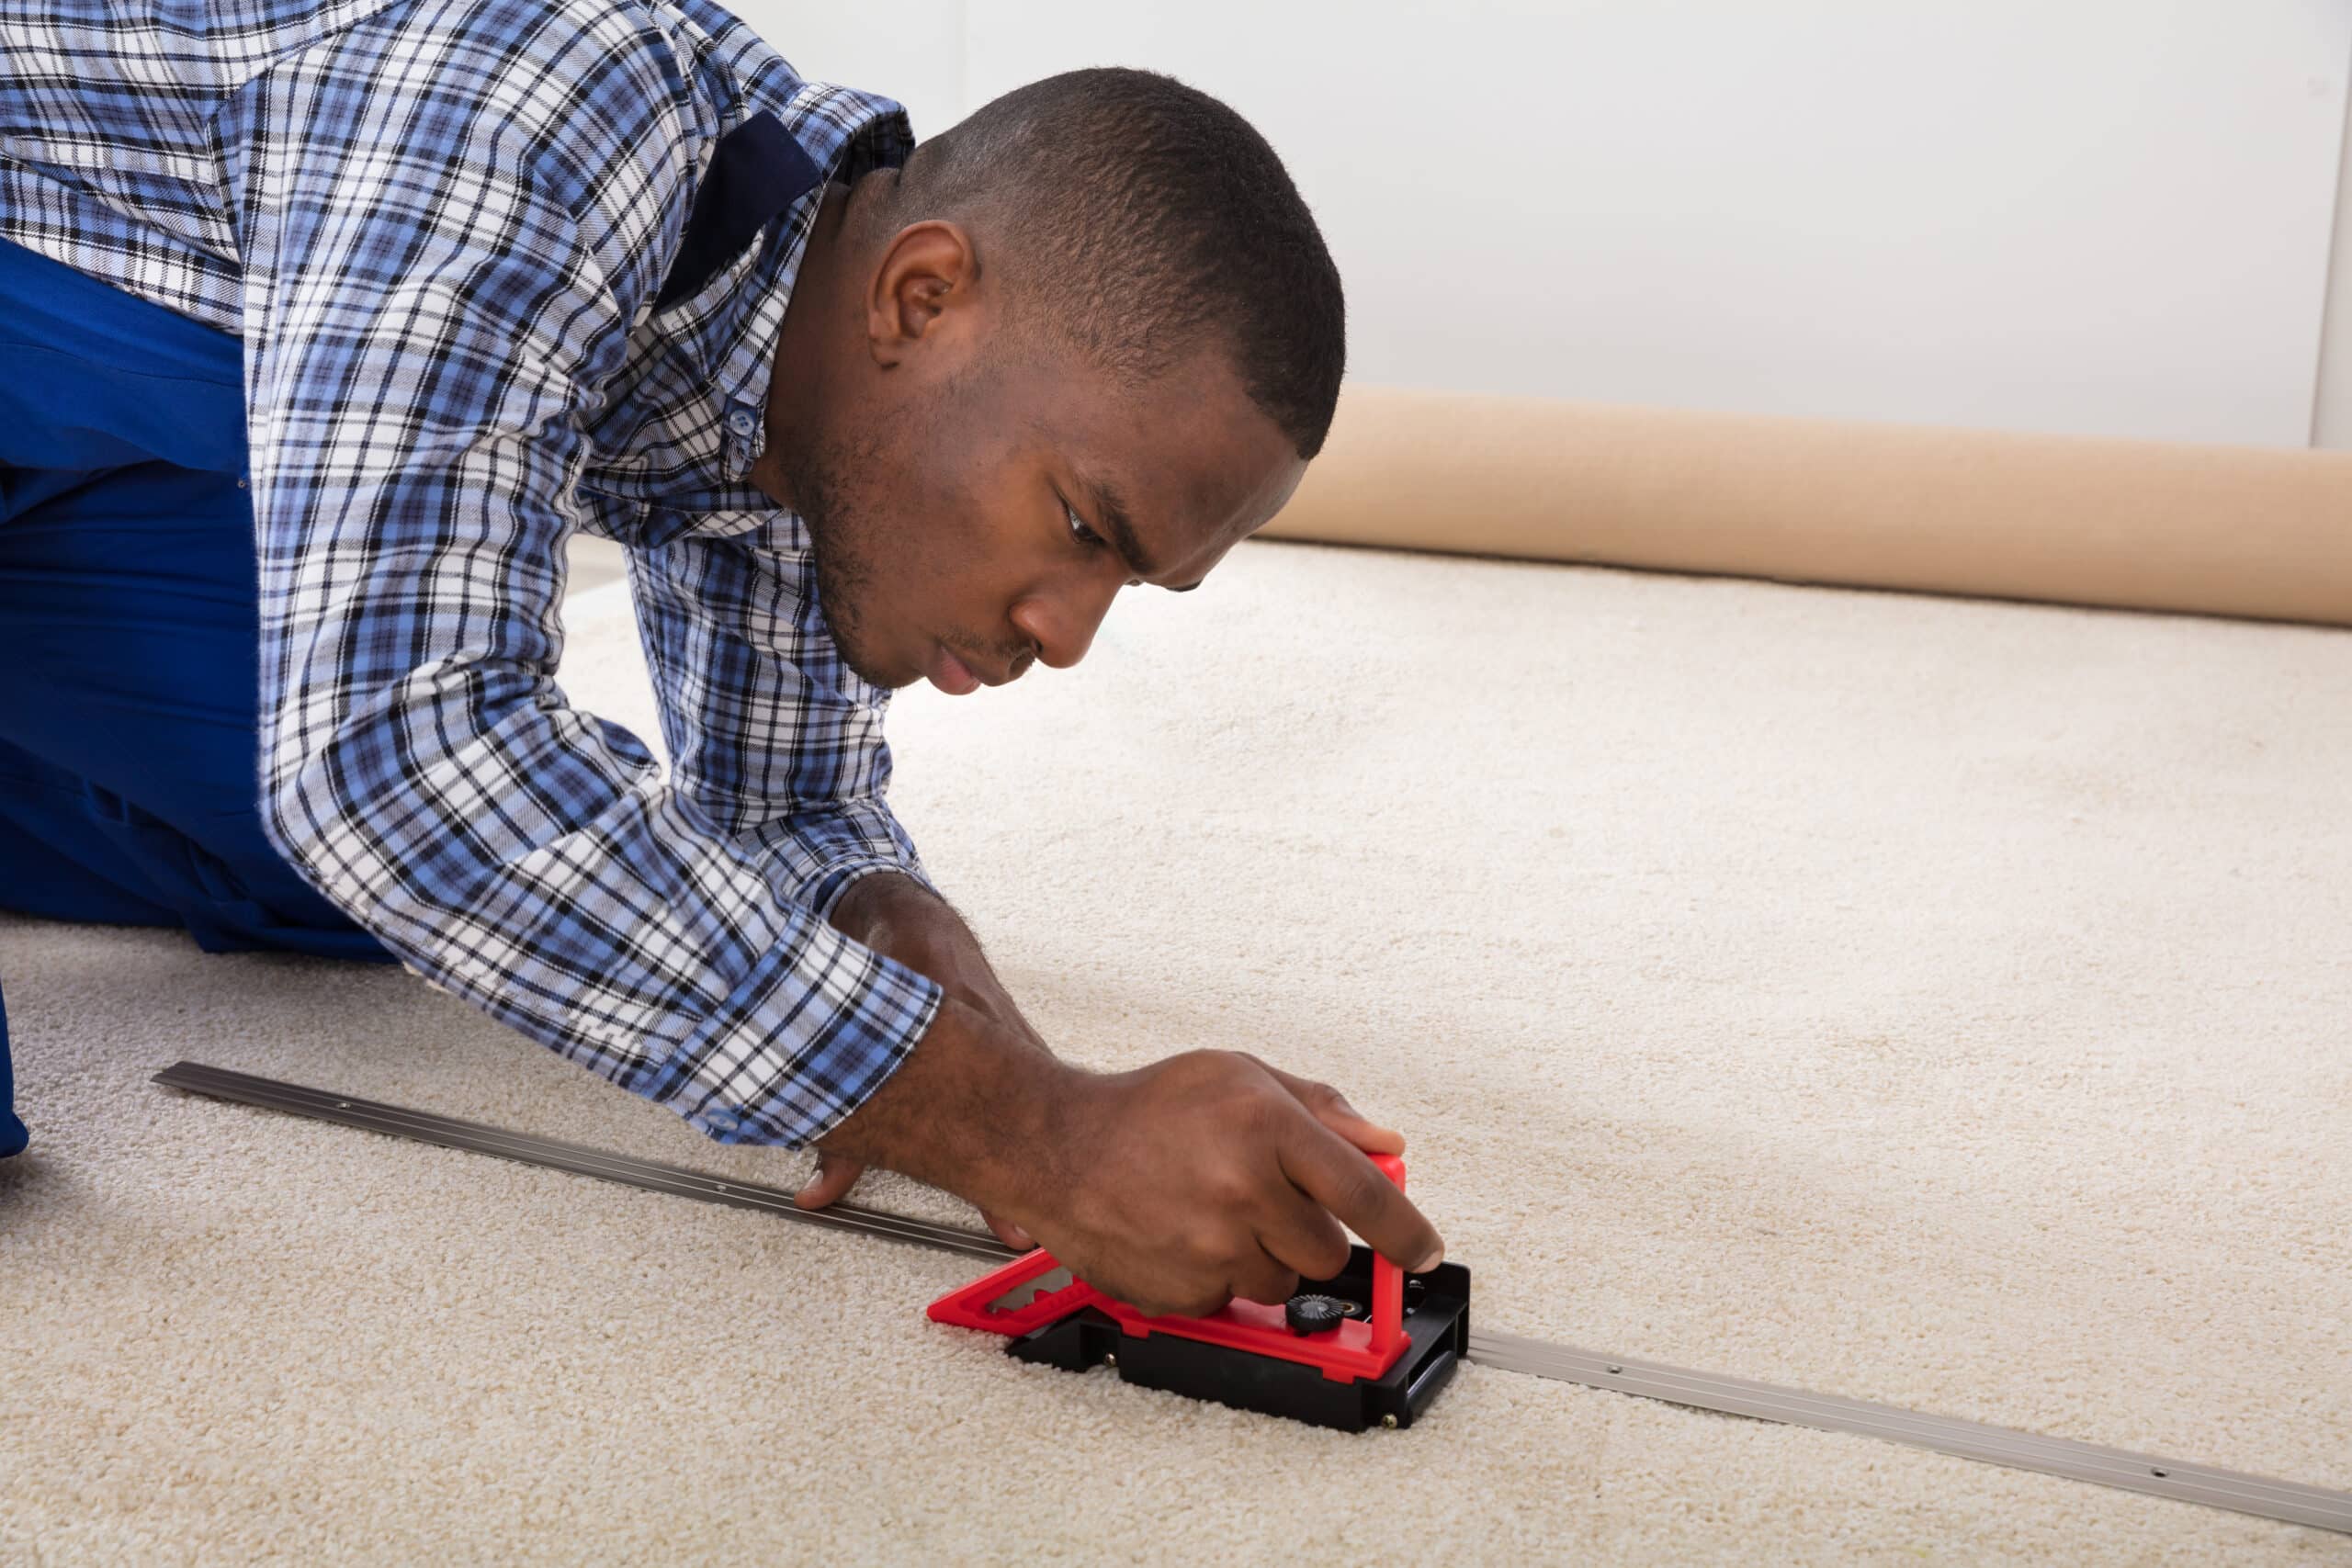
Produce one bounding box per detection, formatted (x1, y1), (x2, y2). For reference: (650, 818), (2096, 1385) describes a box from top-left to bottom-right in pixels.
(152, 1061), (2352, 1537)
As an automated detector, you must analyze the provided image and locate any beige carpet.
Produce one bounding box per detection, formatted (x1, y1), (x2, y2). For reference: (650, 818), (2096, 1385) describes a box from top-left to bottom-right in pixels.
(4, 539), (2348, 1563)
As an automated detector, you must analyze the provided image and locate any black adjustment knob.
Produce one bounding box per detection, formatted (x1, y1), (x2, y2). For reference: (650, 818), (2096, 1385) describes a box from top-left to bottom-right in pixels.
(1283, 1293), (1351, 1335)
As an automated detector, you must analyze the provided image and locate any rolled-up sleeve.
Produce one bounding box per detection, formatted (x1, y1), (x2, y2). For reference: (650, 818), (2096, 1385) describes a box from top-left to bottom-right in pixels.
(228, 0), (942, 1147)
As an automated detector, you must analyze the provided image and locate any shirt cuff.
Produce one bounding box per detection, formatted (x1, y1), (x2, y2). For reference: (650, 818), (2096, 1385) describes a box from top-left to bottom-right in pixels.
(773, 800), (940, 921)
(635, 921), (945, 1149)
(803, 856), (937, 926)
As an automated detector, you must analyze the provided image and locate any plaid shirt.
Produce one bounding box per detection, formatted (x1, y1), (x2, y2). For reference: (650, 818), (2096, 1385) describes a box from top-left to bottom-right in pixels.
(0, 0), (950, 1148)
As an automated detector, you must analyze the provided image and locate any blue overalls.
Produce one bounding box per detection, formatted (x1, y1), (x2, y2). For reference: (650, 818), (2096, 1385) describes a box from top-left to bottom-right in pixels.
(0, 236), (392, 1156)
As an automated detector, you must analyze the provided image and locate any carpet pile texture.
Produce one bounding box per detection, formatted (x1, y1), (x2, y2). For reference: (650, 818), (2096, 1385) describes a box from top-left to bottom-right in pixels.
(4, 540), (2347, 1562)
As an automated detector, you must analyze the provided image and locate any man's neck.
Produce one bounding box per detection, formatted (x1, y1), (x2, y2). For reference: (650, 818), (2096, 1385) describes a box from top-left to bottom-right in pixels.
(750, 178), (854, 510)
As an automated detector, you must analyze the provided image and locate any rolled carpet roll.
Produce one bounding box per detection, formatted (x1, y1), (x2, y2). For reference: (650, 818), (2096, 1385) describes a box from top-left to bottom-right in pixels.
(1261, 384), (2352, 626)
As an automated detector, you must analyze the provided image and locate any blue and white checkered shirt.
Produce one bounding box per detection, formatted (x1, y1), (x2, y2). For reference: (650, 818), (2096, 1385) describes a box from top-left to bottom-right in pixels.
(0, 0), (950, 1147)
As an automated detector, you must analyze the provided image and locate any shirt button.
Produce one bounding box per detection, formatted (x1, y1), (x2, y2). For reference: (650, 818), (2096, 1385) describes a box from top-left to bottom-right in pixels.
(727, 409), (758, 435)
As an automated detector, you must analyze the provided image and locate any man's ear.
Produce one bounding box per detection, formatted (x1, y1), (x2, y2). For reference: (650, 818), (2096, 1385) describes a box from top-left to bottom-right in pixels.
(865, 220), (981, 368)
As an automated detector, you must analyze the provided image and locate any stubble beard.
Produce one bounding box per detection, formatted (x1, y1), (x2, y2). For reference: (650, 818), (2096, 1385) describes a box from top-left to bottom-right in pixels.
(786, 428), (905, 691)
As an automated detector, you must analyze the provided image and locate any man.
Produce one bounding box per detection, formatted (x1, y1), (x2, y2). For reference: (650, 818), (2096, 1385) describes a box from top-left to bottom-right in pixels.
(0, 0), (1443, 1316)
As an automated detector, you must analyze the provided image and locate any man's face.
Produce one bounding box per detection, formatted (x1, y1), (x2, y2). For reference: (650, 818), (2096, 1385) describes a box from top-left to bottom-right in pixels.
(789, 343), (1306, 694)
(764, 202), (1309, 694)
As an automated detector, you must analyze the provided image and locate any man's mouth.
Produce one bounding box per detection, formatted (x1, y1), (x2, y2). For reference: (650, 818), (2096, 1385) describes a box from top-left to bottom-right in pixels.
(927, 641), (984, 696)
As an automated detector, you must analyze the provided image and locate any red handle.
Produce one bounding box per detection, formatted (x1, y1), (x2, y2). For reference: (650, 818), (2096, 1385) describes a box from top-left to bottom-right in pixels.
(1366, 1153), (1406, 1358)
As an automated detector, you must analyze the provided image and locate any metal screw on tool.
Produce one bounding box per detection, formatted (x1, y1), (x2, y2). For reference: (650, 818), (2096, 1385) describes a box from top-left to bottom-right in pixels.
(1103, 1353), (1118, 1370)
(1382, 1414), (1398, 1428)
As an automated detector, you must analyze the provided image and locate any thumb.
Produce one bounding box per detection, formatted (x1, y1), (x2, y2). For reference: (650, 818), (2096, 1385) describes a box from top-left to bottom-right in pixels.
(981, 1209), (1037, 1251)
(794, 1149), (865, 1210)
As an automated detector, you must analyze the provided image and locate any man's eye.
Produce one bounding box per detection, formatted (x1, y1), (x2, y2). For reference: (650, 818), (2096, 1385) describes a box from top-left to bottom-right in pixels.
(1065, 502), (1104, 547)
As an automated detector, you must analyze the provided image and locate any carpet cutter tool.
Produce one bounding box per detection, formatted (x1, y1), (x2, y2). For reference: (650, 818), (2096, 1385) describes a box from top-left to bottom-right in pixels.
(926, 1151), (1470, 1432)
(153, 1060), (2352, 1537)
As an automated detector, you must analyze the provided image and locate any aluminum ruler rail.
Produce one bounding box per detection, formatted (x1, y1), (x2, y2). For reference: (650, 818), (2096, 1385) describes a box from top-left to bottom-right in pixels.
(152, 1060), (2352, 1537)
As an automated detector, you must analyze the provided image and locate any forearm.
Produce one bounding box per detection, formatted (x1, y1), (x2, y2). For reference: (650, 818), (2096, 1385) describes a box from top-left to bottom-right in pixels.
(828, 872), (1055, 1056)
(266, 702), (944, 1148)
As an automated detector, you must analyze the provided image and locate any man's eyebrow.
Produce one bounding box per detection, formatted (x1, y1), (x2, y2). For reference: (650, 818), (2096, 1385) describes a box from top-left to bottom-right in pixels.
(1080, 470), (1204, 591)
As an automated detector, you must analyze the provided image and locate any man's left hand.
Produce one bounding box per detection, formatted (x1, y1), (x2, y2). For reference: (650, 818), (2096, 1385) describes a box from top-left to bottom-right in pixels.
(805, 871), (1044, 1250)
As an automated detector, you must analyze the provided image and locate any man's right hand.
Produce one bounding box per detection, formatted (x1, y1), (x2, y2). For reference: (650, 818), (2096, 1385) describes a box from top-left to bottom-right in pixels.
(809, 996), (1445, 1319)
(1018, 1049), (1446, 1317)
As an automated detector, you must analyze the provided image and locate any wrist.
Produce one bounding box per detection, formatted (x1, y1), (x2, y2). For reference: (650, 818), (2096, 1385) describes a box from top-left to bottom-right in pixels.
(832, 873), (956, 975)
(831, 873), (1052, 1055)
(821, 993), (1080, 1212)
(829, 869), (928, 942)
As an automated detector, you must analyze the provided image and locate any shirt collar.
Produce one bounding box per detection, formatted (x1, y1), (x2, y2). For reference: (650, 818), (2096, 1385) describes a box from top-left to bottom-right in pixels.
(708, 81), (916, 482)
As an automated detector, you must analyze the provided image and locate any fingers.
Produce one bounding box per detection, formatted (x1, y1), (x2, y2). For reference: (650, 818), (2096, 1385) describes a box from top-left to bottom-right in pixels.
(1274, 1119), (1445, 1276)
(1229, 1239), (1306, 1308)
(1253, 1060), (1406, 1156)
(794, 1149), (864, 1210)
(1247, 1196), (1354, 1292)
(1026, 1049), (1436, 1322)
(981, 1209), (1037, 1251)
(798, 1156), (1031, 1255)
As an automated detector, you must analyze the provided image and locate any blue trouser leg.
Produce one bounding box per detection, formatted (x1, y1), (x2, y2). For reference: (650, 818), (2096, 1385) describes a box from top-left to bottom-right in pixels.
(0, 238), (394, 1156)
(0, 981), (20, 1156)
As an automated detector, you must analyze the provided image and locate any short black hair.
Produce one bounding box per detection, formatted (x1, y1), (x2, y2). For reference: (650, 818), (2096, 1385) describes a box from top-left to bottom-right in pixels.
(885, 67), (1346, 460)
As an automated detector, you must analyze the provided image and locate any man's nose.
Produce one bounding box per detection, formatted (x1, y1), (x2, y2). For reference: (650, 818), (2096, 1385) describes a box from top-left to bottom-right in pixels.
(1008, 575), (1123, 671)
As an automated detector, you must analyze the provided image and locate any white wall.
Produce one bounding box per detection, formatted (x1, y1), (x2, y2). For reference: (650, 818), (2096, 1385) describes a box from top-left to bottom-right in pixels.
(751, 4), (967, 141)
(755, 2), (2352, 450)
(2314, 28), (2352, 448)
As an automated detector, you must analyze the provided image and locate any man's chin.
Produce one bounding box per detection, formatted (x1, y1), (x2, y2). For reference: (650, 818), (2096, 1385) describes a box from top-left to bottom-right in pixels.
(835, 632), (920, 692)
(809, 597), (910, 690)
